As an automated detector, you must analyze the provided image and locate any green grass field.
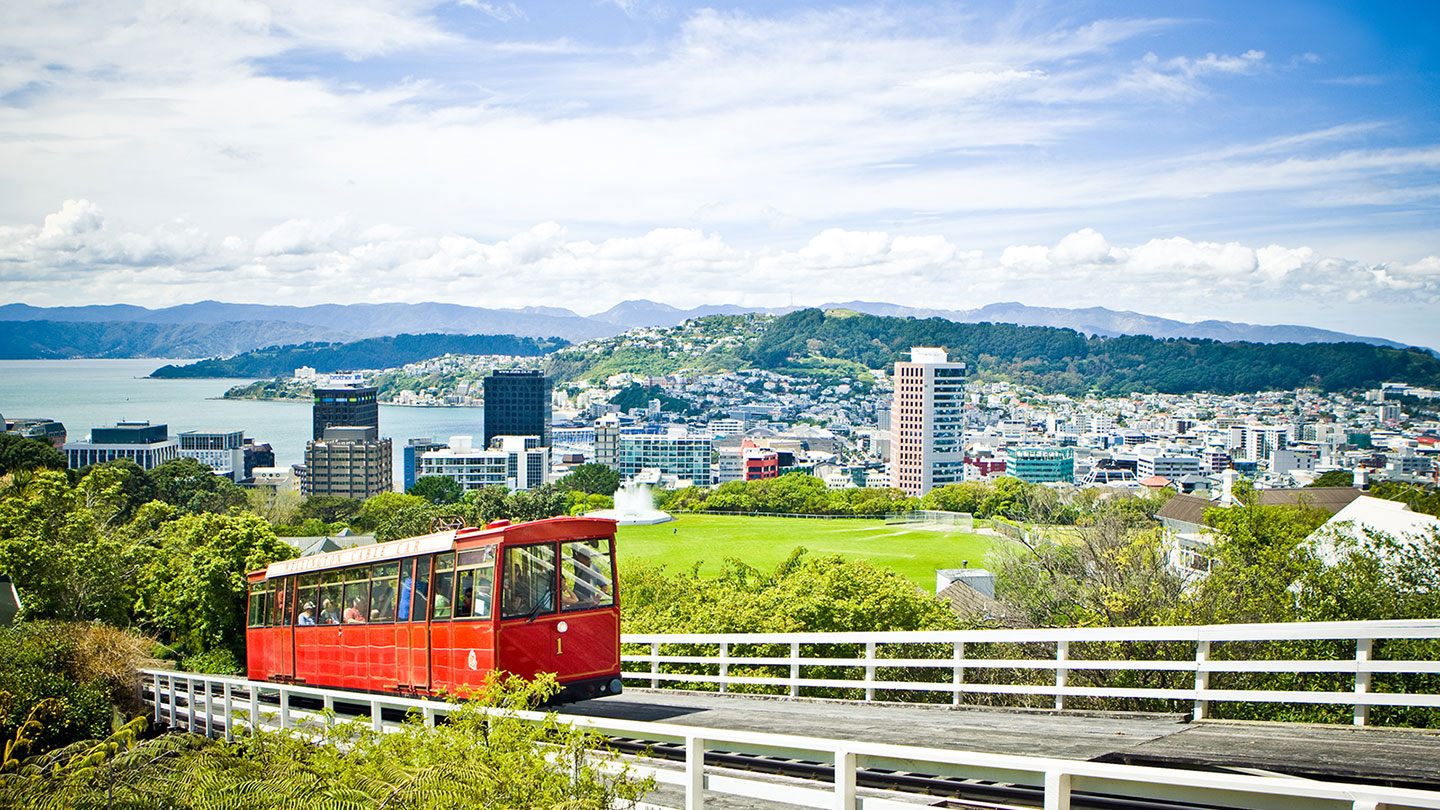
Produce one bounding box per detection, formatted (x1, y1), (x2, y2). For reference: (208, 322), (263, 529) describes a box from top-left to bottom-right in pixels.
(616, 514), (1005, 590)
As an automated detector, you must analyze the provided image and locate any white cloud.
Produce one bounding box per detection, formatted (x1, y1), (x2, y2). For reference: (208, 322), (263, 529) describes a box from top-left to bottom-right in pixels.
(6, 203), (1434, 343)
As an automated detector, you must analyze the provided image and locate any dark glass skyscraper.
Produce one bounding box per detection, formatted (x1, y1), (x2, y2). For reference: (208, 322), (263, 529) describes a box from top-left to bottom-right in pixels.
(482, 369), (552, 448)
(312, 384), (378, 440)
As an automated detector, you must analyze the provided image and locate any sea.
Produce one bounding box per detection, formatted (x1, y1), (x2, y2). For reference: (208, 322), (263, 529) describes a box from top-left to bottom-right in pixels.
(0, 359), (485, 489)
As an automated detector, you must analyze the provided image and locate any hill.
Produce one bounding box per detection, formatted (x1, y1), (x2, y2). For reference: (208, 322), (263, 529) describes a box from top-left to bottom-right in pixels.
(747, 309), (1440, 395)
(2, 299), (1418, 359)
(150, 333), (569, 378)
(0, 319), (344, 359)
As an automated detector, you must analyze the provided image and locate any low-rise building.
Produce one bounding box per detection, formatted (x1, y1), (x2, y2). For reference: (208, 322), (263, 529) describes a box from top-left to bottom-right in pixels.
(64, 421), (179, 470)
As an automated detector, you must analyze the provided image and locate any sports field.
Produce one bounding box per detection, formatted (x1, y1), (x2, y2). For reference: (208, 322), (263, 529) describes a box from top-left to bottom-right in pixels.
(615, 513), (1006, 590)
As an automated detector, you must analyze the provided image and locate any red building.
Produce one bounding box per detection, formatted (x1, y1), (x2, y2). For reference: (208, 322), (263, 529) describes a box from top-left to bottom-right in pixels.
(741, 440), (779, 481)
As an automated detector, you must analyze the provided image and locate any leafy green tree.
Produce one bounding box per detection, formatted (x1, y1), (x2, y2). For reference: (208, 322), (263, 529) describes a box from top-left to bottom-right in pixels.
(992, 510), (1183, 627)
(76, 459), (158, 525)
(0, 470), (134, 624)
(1308, 469), (1354, 487)
(146, 458), (247, 514)
(355, 491), (429, 529)
(296, 495), (362, 524)
(555, 463), (621, 496)
(1178, 502), (1332, 625)
(0, 434), (66, 476)
(408, 475), (464, 505)
(130, 512), (295, 658)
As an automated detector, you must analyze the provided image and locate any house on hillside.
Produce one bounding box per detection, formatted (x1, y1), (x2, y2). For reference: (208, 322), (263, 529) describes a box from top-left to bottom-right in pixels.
(1307, 496), (1440, 564)
(1156, 477), (1363, 576)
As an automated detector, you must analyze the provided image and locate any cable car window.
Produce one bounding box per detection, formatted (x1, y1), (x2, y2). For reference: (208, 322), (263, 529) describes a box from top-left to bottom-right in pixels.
(268, 580), (282, 626)
(318, 572), (342, 625)
(270, 579), (293, 627)
(247, 583), (267, 628)
(370, 562), (398, 623)
(455, 547), (495, 621)
(501, 544), (557, 620)
(405, 558), (430, 622)
(432, 553), (456, 621)
(560, 537), (616, 612)
(297, 574), (319, 626)
(342, 567), (369, 624)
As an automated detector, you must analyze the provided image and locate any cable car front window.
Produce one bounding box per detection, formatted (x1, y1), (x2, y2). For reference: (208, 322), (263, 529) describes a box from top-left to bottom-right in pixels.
(560, 537), (615, 612)
(501, 544), (556, 620)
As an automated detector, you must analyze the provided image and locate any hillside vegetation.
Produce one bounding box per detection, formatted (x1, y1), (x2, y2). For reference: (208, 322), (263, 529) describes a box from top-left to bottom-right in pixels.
(554, 309), (1440, 395)
(151, 332), (569, 378)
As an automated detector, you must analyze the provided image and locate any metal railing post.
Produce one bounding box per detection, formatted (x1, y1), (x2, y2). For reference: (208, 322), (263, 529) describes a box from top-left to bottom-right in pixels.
(1054, 641), (1069, 711)
(186, 677), (195, 731)
(718, 642), (729, 694)
(152, 674), (161, 725)
(223, 682), (234, 742)
(372, 699), (384, 733)
(685, 735), (705, 810)
(248, 686), (259, 735)
(1354, 637), (1373, 726)
(834, 748), (856, 810)
(651, 641), (660, 689)
(864, 642), (877, 702)
(202, 678), (213, 738)
(952, 641), (966, 707)
(790, 641), (801, 697)
(1044, 771), (1072, 810)
(324, 694), (335, 728)
(1193, 639), (1211, 721)
(279, 688), (292, 730)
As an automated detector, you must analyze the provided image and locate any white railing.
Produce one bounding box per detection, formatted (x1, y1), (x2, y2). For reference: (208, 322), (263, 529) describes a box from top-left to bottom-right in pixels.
(621, 619), (1440, 725)
(143, 669), (1440, 810)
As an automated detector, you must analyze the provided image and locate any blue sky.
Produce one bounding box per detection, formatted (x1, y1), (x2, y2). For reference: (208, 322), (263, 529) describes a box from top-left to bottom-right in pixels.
(0, 1), (1437, 345)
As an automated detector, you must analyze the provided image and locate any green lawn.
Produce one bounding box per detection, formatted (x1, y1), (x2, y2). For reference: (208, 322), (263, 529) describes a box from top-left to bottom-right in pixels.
(616, 514), (1006, 590)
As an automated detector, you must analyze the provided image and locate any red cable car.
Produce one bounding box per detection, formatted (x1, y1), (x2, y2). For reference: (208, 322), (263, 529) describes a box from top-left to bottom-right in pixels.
(245, 516), (623, 702)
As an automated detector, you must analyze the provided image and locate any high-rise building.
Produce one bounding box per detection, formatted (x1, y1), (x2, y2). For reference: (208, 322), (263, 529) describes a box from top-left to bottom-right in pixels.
(889, 347), (967, 496)
(483, 369), (552, 448)
(303, 426), (392, 499)
(64, 421), (179, 470)
(312, 384), (378, 440)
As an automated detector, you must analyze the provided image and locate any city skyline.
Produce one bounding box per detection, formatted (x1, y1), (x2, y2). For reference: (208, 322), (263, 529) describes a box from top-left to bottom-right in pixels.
(1, 1), (1437, 346)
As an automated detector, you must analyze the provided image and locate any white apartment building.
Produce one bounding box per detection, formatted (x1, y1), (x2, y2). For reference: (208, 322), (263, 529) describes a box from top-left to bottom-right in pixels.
(418, 435), (549, 492)
(1135, 447), (1203, 480)
(890, 347), (967, 496)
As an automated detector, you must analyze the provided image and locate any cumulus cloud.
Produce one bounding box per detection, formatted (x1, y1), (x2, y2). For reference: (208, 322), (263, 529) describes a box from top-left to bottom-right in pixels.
(4, 202), (1436, 345)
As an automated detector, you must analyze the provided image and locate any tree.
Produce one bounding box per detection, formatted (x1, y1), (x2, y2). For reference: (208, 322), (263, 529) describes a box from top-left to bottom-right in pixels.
(130, 512), (296, 658)
(0, 434), (66, 476)
(296, 495), (362, 524)
(356, 491), (430, 529)
(1308, 469), (1354, 487)
(555, 463), (621, 496)
(146, 458), (247, 514)
(408, 475), (464, 505)
(0, 470), (135, 624)
(992, 509), (1183, 627)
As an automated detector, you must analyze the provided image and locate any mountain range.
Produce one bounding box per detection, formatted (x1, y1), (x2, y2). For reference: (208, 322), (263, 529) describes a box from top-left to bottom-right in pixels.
(0, 299), (1417, 359)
